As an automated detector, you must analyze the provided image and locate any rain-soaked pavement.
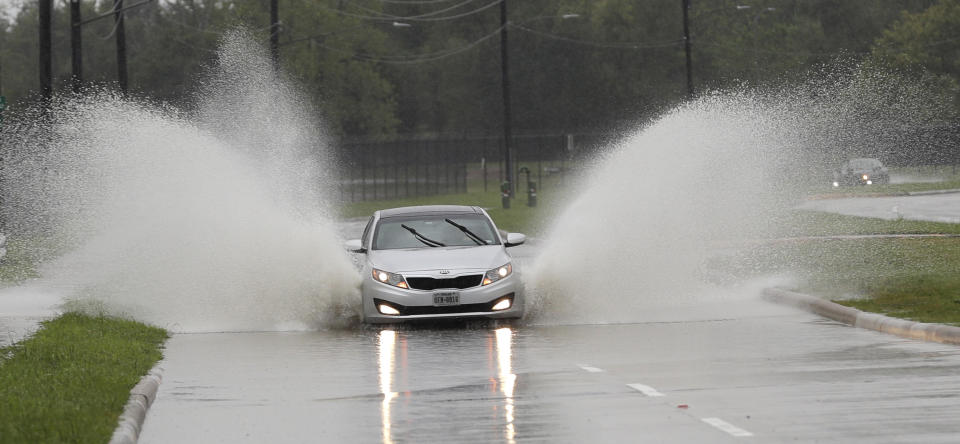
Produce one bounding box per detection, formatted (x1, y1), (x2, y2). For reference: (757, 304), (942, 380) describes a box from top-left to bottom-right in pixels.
(137, 218), (960, 443)
(138, 304), (960, 443)
(799, 191), (960, 223)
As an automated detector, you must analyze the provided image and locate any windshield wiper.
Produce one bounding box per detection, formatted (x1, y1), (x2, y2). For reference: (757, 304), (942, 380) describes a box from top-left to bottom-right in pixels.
(401, 224), (445, 248)
(444, 218), (488, 246)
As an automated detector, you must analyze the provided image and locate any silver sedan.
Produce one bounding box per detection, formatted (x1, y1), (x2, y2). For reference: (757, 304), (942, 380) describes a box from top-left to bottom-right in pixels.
(345, 205), (526, 324)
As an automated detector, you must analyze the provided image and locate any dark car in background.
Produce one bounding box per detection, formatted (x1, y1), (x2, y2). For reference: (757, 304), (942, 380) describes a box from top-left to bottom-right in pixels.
(833, 158), (890, 187)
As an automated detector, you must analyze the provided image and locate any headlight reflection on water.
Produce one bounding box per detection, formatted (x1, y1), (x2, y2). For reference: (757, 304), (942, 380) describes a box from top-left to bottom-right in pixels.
(377, 327), (516, 444)
(378, 330), (398, 444)
(495, 327), (517, 444)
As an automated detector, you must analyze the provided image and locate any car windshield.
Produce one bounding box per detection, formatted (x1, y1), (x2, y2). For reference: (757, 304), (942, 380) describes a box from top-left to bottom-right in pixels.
(848, 158), (881, 169)
(373, 214), (500, 250)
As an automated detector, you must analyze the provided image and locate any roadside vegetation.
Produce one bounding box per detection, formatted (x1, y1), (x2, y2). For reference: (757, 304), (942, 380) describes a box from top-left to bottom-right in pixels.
(710, 209), (960, 325)
(768, 210), (960, 237)
(0, 313), (168, 443)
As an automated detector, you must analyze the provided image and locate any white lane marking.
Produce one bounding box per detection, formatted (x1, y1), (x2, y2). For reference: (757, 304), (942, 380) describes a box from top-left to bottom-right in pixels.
(701, 417), (753, 437)
(626, 383), (665, 397)
(578, 364), (604, 373)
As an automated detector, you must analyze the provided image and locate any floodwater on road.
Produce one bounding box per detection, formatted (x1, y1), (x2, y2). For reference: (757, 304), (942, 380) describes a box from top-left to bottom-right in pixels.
(138, 298), (960, 443)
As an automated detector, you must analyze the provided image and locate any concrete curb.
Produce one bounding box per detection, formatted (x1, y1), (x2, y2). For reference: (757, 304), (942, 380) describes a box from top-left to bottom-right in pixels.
(108, 365), (163, 444)
(906, 188), (960, 196)
(762, 288), (960, 346)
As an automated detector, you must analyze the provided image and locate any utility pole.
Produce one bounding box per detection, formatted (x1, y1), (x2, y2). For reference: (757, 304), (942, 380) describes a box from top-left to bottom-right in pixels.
(70, 0), (83, 93)
(270, 0), (279, 71)
(114, 0), (128, 93)
(681, 0), (693, 97)
(499, 0), (514, 199)
(39, 0), (53, 106)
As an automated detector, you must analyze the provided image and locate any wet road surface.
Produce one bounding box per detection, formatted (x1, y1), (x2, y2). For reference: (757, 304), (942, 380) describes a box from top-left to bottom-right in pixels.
(139, 300), (960, 443)
(137, 216), (960, 442)
(799, 192), (960, 223)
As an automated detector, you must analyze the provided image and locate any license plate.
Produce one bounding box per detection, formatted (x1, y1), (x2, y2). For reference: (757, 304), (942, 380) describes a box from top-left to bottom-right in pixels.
(433, 291), (460, 306)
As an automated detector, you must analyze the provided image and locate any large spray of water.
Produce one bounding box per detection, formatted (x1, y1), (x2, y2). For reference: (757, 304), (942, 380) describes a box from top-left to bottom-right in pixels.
(1, 31), (360, 332)
(527, 67), (951, 325)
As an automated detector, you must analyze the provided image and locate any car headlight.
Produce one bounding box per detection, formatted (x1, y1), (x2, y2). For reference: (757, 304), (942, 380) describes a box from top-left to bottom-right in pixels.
(482, 263), (512, 286)
(372, 268), (408, 289)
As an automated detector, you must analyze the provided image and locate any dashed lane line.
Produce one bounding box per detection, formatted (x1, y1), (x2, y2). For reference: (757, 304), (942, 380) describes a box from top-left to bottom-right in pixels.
(626, 383), (665, 397)
(577, 364), (604, 373)
(701, 417), (754, 437)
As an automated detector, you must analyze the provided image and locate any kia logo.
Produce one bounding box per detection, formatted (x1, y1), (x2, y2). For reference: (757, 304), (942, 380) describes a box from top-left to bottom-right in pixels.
(439, 270), (450, 275)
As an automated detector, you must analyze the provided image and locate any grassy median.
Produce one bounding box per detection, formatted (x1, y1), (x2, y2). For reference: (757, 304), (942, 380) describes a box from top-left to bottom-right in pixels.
(710, 210), (960, 325)
(0, 313), (168, 443)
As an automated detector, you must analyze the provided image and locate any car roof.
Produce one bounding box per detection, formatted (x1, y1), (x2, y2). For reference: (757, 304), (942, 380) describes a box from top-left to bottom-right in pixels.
(377, 205), (483, 218)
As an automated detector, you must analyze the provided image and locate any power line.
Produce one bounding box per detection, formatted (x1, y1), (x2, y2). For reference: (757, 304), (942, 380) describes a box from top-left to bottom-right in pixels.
(140, 18), (219, 52)
(297, 25), (504, 64)
(511, 24), (684, 49)
(313, 0), (502, 22)
(154, 13), (222, 35)
(341, 0), (481, 20)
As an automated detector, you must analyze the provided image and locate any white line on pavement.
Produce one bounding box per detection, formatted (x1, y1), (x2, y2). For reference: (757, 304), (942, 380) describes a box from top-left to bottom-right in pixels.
(577, 364), (604, 373)
(626, 383), (665, 397)
(701, 417), (753, 437)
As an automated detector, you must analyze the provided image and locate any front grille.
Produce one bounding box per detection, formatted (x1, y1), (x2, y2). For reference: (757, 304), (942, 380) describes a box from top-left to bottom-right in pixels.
(402, 302), (492, 315)
(375, 294), (514, 316)
(406, 274), (483, 290)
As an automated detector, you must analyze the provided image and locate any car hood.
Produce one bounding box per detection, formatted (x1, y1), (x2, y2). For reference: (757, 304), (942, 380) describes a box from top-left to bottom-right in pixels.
(369, 245), (509, 273)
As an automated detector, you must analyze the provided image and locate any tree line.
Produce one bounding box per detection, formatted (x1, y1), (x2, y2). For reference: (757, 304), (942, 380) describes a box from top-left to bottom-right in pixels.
(0, 0), (957, 138)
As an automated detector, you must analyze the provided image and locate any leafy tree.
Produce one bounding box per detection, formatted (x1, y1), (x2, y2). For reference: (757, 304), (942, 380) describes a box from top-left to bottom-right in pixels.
(870, 0), (960, 106)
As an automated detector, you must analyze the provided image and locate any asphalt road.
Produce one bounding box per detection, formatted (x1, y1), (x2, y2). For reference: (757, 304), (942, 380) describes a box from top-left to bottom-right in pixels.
(798, 192), (960, 223)
(137, 218), (960, 443)
(138, 303), (960, 443)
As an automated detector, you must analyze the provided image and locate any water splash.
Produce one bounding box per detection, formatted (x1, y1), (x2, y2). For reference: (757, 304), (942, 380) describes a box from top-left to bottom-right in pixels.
(526, 66), (951, 325)
(1, 30), (360, 332)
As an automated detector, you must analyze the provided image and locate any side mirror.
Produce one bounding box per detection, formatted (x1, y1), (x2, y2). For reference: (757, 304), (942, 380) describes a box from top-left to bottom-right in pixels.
(504, 233), (526, 247)
(344, 239), (366, 253)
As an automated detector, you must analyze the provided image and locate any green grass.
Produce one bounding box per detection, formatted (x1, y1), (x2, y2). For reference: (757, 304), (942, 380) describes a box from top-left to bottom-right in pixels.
(838, 273), (960, 325)
(710, 225), (960, 324)
(768, 210), (960, 237)
(0, 313), (168, 443)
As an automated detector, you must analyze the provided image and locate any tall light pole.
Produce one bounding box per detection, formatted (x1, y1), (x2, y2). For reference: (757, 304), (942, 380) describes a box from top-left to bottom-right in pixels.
(499, 0), (514, 199)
